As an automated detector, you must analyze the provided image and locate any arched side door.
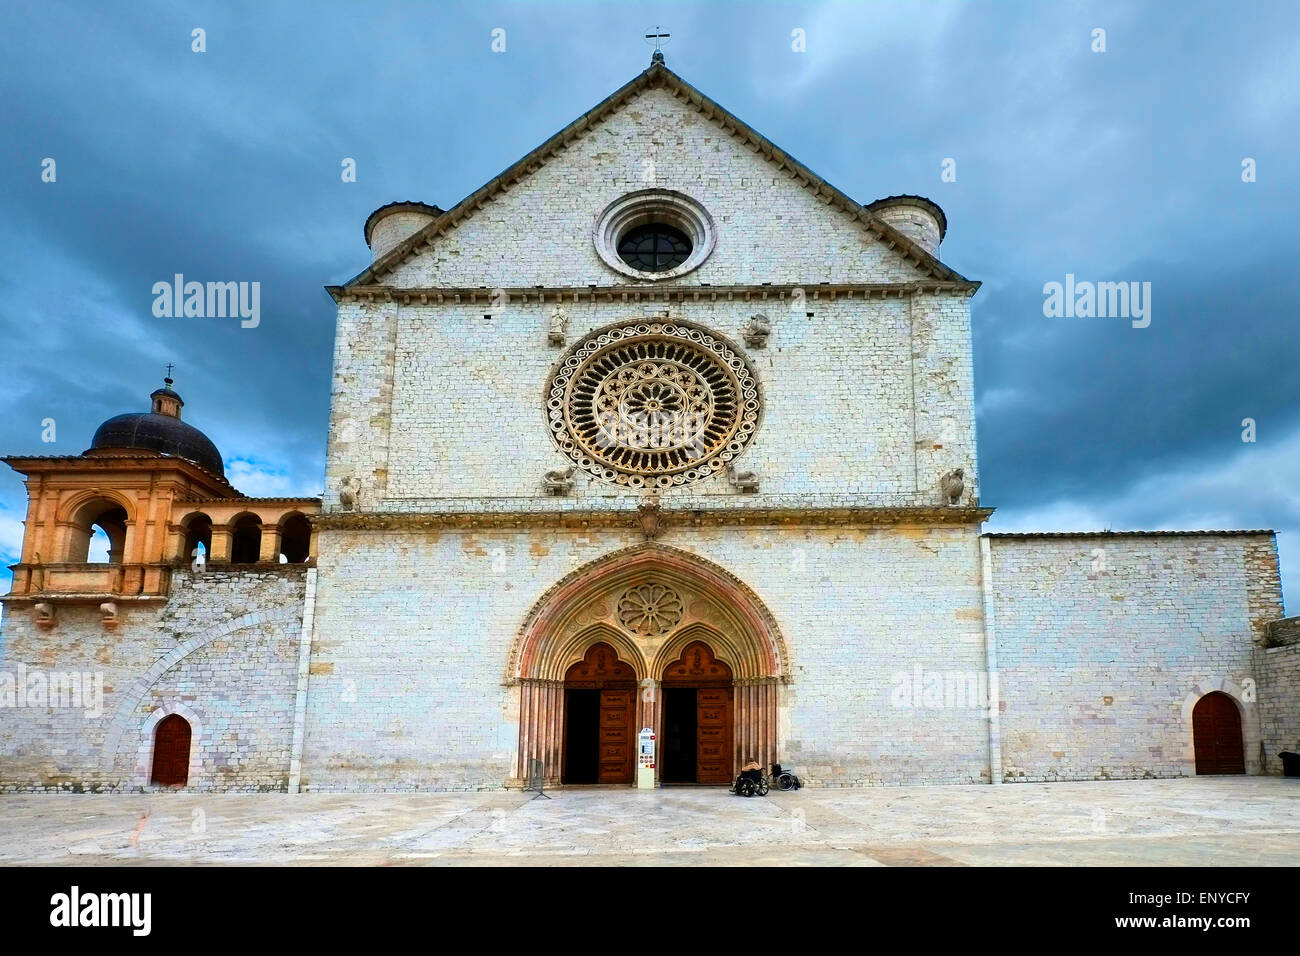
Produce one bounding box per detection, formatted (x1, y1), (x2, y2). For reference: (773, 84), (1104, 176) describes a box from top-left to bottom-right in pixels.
(150, 714), (192, 787)
(1192, 692), (1244, 775)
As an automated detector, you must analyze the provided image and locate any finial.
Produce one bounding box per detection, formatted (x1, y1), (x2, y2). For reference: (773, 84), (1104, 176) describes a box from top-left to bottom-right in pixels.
(164, 363), (174, 387)
(644, 26), (669, 64)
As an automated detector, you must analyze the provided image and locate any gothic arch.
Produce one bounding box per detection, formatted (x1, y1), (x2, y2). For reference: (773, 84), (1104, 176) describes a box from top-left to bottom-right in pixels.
(550, 623), (649, 682)
(510, 543), (788, 785)
(132, 701), (204, 789)
(508, 542), (789, 683)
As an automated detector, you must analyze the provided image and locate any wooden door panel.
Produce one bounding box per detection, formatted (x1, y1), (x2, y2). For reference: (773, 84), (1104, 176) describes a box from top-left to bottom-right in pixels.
(150, 714), (191, 787)
(598, 689), (633, 783)
(1193, 692), (1244, 775)
(697, 687), (732, 784)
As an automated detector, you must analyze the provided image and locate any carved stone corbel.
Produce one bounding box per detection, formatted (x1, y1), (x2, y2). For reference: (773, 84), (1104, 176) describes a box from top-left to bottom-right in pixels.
(726, 463), (759, 493)
(742, 313), (771, 348)
(543, 465), (576, 496)
(34, 602), (55, 630)
(99, 601), (119, 630)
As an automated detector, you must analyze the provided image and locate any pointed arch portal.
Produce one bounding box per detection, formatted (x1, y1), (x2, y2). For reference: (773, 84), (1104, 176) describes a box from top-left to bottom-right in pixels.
(511, 545), (788, 786)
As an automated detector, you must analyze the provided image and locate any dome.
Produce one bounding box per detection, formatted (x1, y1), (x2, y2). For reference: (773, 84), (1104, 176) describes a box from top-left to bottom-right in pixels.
(87, 379), (225, 477)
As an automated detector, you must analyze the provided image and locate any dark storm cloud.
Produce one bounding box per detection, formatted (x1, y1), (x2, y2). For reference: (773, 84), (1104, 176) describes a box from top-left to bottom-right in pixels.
(1, 0), (1297, 604)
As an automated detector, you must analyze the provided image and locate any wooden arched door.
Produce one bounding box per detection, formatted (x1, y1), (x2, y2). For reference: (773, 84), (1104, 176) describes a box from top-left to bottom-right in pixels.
(662, 641), (733, 785)
(563, 643), (635, 785)
(150, 714), (191, 787)
(1192, 692), (1244, 775)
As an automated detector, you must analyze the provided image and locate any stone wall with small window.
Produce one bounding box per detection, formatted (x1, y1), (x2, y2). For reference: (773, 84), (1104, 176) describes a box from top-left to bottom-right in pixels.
(986, 532), (1283, 781)
(0, 567), (305, 791)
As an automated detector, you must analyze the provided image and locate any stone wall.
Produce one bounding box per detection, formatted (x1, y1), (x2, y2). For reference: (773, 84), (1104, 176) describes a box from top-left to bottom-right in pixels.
(985, 532), (1281, 782)
(323, 83), (977, 513)
(383, 86), (931, 289)
(322, 294), (976, 508)
(1260, 616), (1300, 772)
(299, 523), (992, 791)
(0, 567), (306, 791)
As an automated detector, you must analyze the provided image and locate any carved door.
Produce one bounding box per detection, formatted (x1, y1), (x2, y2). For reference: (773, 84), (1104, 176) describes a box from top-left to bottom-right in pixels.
(696, 687), (732, 784)
(663, 641), (734, 785)
(1193, 692), (1244, 775)
(565, 643), (635, 785)
(150, 714), (191, 787)
(599, 689), (634, 784)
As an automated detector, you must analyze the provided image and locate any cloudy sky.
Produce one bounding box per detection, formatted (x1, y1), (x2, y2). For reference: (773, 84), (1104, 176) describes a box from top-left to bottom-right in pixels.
(1, 0), (1297, 608)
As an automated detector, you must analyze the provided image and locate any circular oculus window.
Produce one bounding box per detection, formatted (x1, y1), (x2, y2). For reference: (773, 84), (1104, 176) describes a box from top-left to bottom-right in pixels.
(593, 190), (716, 281)
(546, 320), (761, 489)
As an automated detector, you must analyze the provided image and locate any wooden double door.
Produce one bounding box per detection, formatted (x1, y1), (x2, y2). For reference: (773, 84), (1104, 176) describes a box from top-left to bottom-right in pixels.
(1192, 691), (1245, 775)
(563, 644), (635, 784)
(662, 642), (734, 785)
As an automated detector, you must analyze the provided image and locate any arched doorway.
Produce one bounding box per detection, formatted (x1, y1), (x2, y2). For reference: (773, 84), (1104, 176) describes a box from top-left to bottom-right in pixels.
(661, 641), (733, 784)
(1192, 692), (1245, 775)
(563, 643), (636, 785)
(510, 545), (789, 788)
(150, 714), (191, 787)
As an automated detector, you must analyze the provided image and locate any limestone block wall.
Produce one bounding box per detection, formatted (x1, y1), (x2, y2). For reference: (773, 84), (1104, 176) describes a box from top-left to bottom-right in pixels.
(1259, 625), (1300, 772)
(322, 293), (977, 509)
(299, 522), (991, 791)
(985, 532), (1283, 782)
(0, 567), (305, 791)
(382, 86), (930, 290)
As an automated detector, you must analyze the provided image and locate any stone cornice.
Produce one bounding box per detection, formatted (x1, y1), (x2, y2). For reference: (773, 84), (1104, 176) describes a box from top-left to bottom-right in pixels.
(2, 454), (238, 496)
(312, 504), (994, 533)
(325, 280), (979, 305)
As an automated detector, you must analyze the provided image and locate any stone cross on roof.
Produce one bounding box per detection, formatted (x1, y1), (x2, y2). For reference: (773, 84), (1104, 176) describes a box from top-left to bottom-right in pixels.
(644, 26), (669, 63)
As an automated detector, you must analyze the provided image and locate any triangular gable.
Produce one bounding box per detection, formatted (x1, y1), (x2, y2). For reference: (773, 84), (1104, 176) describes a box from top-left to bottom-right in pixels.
(344, 57), (971, 289)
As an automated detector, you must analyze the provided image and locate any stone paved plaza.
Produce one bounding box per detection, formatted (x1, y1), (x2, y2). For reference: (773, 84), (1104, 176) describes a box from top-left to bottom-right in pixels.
(1, 778), (1297, 866)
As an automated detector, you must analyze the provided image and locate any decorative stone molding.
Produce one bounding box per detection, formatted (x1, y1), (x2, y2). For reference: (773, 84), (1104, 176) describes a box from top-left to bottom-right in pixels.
(507, 542), (790, 684)
(327, 280), (980, 306)
(99, 601), (119, 630)
(592, 189), (716, 281)
(742, 313), (771, 348)
(312, 503), (995, 534)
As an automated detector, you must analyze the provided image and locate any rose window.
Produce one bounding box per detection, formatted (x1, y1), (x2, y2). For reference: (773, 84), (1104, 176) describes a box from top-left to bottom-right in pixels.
(547, 321), (761, 488)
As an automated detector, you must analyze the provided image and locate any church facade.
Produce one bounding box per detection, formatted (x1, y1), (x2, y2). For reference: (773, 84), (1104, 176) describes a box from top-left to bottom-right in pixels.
(2, 57), (1297, 792)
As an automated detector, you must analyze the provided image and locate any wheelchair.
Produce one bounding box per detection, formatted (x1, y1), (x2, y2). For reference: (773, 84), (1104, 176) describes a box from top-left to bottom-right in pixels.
(770, 762), (802, 791)
(729, 763), (769, 797)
